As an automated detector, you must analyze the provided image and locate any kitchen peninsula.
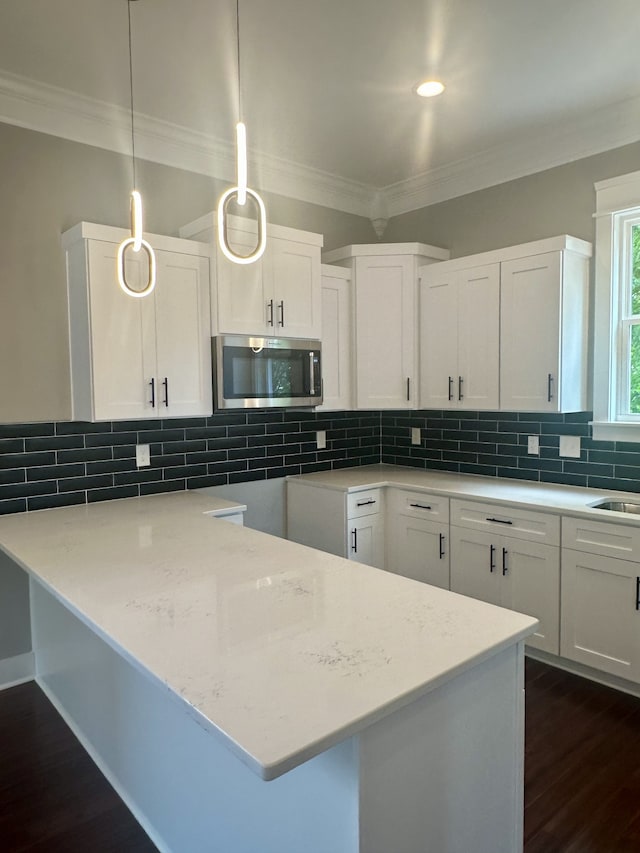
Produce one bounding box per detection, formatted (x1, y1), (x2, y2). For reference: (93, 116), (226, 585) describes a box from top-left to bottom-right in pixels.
(0, 491), (537, 853)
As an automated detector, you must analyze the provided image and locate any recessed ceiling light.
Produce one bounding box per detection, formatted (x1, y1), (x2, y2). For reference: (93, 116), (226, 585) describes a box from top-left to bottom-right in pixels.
(416, 80), (445, 98)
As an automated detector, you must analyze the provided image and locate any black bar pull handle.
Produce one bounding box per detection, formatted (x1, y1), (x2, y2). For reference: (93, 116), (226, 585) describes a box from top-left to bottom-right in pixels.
(502, 547), (509, 576)
(547, 373), (554, 402)
(356, 499), (376, 507)
(486, 517), (513, 525)
(490, 543), (496, 572)
(162, 377), (169, 407)
(636, 577), (640, 611)
(407, 377), (411, 401)
(410, 503), (432, 511)
(458, 375), (463, 401)
(351, 528), (358, 554)
(439, 533), (445, 559)
(149, 377), (155, 408)
(267, 299), (274, 326)
(448, 376), (453, 401)
(278, 300), (285, 326)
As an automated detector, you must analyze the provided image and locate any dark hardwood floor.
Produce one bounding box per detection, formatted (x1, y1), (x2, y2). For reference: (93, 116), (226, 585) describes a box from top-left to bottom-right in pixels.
(0, 680), (157, 852)
(524, 658), (640, 852)
(1, 660), (640, 851)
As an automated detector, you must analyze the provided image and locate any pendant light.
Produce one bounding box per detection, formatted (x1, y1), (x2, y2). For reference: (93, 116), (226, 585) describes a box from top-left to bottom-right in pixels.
(116, 0), (156, 297)
(217, 0), (267, 265)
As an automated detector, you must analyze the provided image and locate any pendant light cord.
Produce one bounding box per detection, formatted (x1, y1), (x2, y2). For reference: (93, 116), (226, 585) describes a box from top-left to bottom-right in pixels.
(127, 0), (137, 189)
(236, 0), (242, 123)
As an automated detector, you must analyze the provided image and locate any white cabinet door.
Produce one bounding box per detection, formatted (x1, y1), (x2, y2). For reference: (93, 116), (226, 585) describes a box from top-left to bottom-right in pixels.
(269, 238), (321, 339)
(457, 264), (500, 410)
(354, 255), (416, 409)
(387, 514), (449, 589)
(319, 267), (351, 410)
(154, 251), (212, 418)
(450, 528), (502, 606)
(348, 514), (385, 569)
(500, 251), (562, 412)
(561, 548), (640, 682)
(419, 266), (458, 409)
(216, 227), (270, 335)
(419, 262), (499, 410)
(450, 525), (560, 653)
(501, 536), (559, 654)
(86, 240), (157, 422)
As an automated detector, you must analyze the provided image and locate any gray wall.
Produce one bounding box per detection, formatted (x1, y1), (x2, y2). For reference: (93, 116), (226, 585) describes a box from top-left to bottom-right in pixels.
(0, 121), (376, 426)
(384, 140), (640, 257)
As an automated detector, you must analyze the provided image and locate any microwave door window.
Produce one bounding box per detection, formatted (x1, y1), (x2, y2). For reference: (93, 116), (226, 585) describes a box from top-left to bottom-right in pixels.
(224, 347), (307, 400)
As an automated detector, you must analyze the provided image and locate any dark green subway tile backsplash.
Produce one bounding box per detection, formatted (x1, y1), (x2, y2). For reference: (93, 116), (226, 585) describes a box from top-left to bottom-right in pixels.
(3, 409), (640, 516)
(0, 410), (383, 514)
(381, 409), (640, 496)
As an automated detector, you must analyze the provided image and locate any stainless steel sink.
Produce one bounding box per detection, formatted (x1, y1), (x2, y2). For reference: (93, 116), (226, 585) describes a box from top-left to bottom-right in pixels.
(591, 499), (640, 514)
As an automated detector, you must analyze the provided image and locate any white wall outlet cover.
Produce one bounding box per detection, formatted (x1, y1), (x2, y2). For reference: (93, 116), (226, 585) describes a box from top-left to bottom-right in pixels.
(559, 435), (581, 458)
(316, 430), (326, 450)
(136, 443), (151, 467)
(411, 427), (421, 445)
(527, 436), (539, 455)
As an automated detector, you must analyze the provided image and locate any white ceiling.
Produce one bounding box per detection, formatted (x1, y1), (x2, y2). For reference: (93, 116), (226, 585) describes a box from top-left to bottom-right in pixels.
(1, 0), (640, 218)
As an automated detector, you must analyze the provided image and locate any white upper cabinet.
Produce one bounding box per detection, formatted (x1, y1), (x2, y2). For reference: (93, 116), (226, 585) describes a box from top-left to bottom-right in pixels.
(319, 264), (352, 411)
(323, 243), (449, 410)
(180, 213), (323, 339)
(64, 223), (212, 422)
(420, 262), (500, 410)
(500, 246), (589, 412)
(418, 235), (591, 413)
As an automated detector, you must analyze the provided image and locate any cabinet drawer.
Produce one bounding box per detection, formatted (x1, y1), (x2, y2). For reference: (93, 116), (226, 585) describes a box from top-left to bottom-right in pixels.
(347, 489), (383, 518)
(562, 515), (640, 563)
(387, 488), (449, 523)
(451, 499), (559, 546)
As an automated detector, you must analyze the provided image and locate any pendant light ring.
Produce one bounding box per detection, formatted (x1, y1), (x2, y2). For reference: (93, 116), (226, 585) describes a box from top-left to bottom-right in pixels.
(218, 186), (267, 265)
(117, 237), (157, 297)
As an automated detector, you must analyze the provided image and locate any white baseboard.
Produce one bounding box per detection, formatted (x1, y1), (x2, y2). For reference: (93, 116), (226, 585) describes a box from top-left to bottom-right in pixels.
(0, 651), (35, 690)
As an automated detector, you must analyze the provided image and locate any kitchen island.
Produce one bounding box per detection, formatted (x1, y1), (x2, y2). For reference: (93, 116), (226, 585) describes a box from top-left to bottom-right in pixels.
(0, 491), (537, 853)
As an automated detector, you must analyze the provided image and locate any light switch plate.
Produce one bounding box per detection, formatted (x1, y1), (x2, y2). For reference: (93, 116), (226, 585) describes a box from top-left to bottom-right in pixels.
(411, 427), (421, 445)
(316, 430), (326, 450)
(527, 435), (539, 455)
(559, 435), (581, 458)
(136, 443), (151, 467)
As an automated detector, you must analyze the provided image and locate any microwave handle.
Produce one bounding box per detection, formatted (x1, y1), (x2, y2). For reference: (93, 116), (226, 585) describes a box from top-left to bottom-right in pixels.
(309, 352), (316, 395)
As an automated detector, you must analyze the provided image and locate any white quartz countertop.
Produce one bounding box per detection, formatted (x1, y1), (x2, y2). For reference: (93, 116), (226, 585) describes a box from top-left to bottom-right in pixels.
(0, 490), (536, 780)
(288, 464), (640, 522)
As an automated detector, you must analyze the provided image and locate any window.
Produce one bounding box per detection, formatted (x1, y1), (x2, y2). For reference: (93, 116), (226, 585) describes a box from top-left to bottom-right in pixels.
(592, 170), (640, 441)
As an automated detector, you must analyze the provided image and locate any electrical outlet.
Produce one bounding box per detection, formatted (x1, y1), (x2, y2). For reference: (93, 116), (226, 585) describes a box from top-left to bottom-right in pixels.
(559, 435), (581, 458)
(411, 427), (421, 445)
(527, 435), (539, 455)
(136, 443), (151, 467)
(316, 430), (326, 450)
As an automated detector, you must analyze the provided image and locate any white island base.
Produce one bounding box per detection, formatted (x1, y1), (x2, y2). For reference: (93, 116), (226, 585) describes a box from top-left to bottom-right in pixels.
(32, 579), (525, 853)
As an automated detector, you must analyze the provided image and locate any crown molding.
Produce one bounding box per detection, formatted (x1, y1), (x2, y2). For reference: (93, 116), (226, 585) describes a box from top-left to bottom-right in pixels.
(2, 70), (640, 223)
(383, 94), (640, 217)
(0, 70), (375, 219)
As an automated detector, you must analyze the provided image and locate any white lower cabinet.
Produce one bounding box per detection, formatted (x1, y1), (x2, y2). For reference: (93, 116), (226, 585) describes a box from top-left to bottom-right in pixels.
(348, 514), (385, 568)
(386, 489), (450, 588)
(450, 500), (560, 654)
(561, 516), (640, 682)
(286, 482), (384, 569)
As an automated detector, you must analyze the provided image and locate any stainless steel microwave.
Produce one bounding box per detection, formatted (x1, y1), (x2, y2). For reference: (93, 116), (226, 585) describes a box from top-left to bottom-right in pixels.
(212, 336), (322, 409)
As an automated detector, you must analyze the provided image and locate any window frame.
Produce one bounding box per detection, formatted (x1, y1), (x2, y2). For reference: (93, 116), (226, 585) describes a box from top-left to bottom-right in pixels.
(592, 170), (640, 442)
